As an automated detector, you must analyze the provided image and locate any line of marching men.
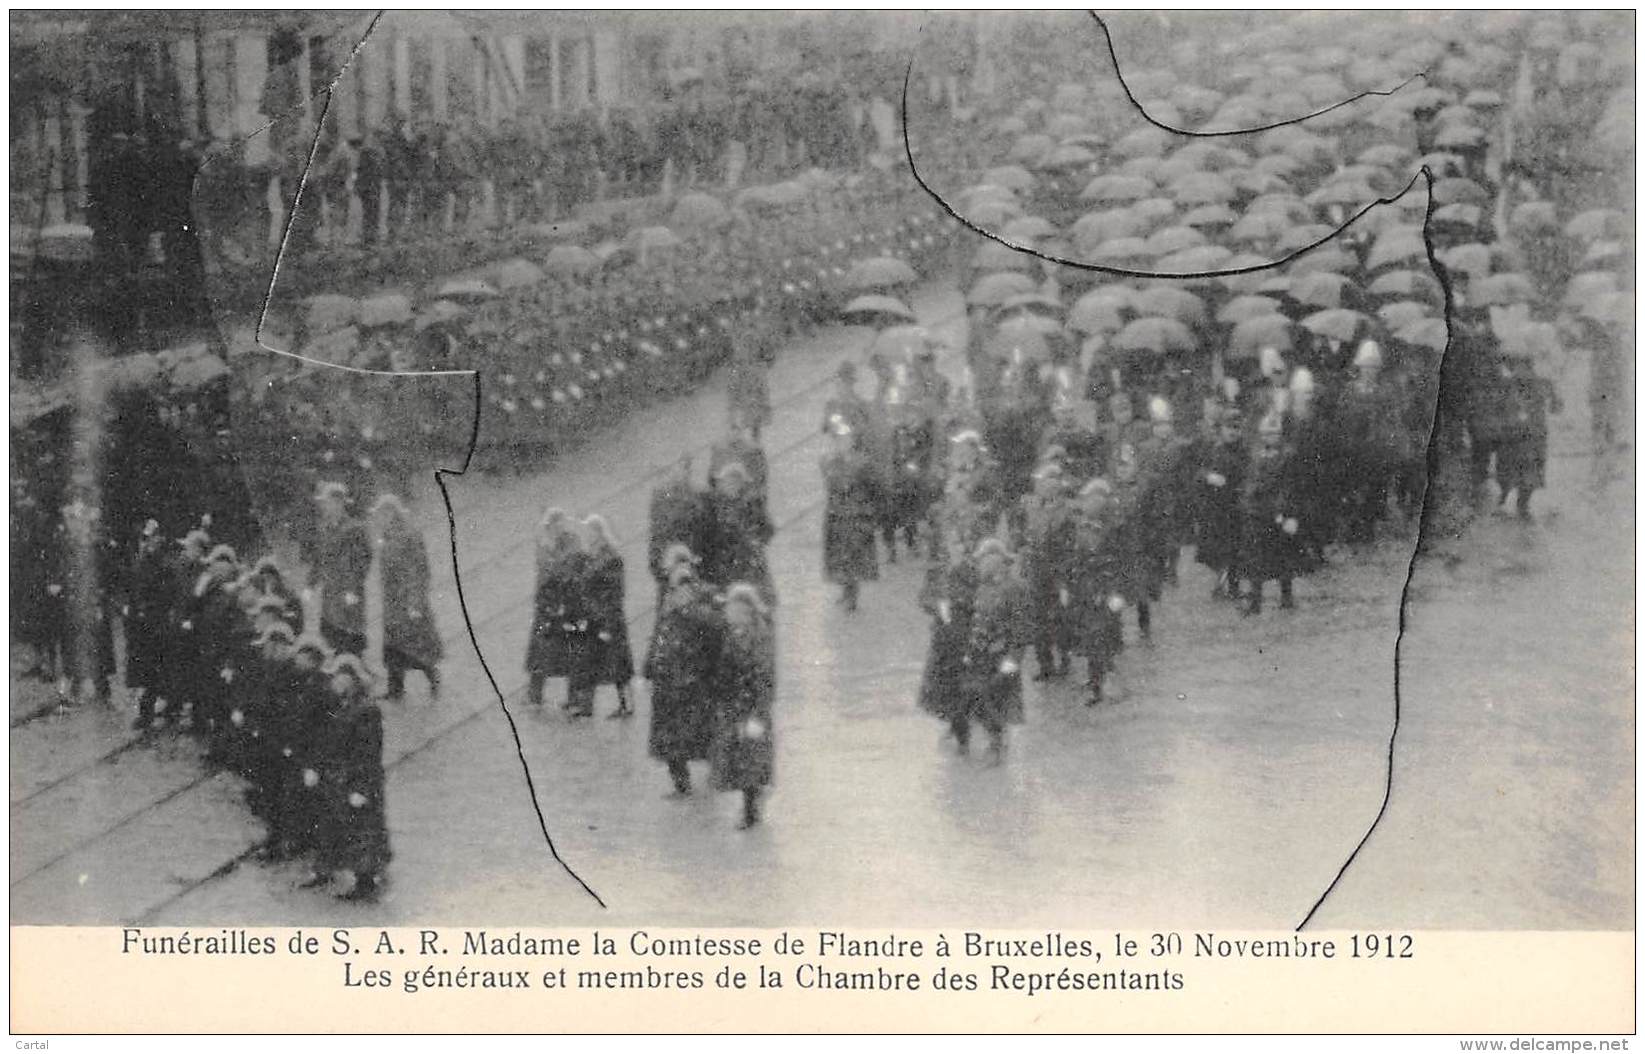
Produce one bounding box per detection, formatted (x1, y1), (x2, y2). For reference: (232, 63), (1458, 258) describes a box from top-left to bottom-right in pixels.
(48, 482), (446, 901)
(528, 425), (778, 828)
(804, 328), (1473, 763)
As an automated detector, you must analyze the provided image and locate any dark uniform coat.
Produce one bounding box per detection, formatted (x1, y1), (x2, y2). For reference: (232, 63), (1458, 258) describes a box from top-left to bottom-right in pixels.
(701, 491), (776, 606)
(1239, 447), (1316, 583)
(526, 545), (580, 677)
(316, 694), (391, 879)
(582, 549), (635, 686)
(709, 619), (777, 792)
(645, 579), (724, 763)
(379, 522), (443, 671)
(311, 517), (372, 649)
(821, 449), (881, 584)
(918, 559), (978, 722)
(965, 565), (1031, 728)
(1193, 437), (1249, 575)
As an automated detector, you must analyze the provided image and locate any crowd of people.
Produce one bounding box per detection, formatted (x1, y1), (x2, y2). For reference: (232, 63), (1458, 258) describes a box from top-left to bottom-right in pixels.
(294, 76), (880, 247)
(15, 479), (440, 902)
(11, 12), (1630, 892)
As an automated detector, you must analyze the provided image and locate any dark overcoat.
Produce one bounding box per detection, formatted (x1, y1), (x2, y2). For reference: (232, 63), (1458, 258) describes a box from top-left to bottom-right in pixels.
(582, 549), (636, 685)
(644, 580), (723, 762)
(821, 450), (881, 585)
(709, 621), (776, 792)
(379, 524), (443, 670)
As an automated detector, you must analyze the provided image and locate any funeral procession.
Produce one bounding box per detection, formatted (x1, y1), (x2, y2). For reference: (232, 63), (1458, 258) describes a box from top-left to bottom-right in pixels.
(8, 11), (1633, 929)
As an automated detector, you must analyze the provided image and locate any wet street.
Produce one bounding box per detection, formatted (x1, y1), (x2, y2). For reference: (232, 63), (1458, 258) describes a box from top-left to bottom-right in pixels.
(10, 280), (1633, 930)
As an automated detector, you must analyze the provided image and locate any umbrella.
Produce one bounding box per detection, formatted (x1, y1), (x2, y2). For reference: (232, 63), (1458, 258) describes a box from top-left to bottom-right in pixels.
(1228, 315), (1294, 358)
(1300, 308), (1371, 342)
(1070, 209), (1146, 245)
(845, 256), (919, 292)
(1416, 151), (1468, 177)
(1170, 142), (1250, 172)
(1307, 181), (1379, 207)
(1582, 290), (1633, 327)
(1565, 208), (1624, 242)
(1115, 126), (1171, 158)
(966, 271), (1037, 307)
(1367, 229), (1429, 270)
(1001, 216), (1057, 241)
(1169, 172), (1238, 204)
(1433, 203), (1484, 228)
(1471, 272), (1535, 306)
(841, 295), (918, 325)
(1131, 286), (1206, 325)
(984, 165), (1035, 192)
(544, 244), (600, 276)
(1068, 294), (1129, 335)
(1291, 271), (1356, 309)
(1274, 224), (1335, 253)
(1432, 178), (1490, 207)
(1113, 317), (1195, 355)
(355, 293), (414, 329)
(1131, 198), (1177, 225)
(414, 300), (467, 332)
(1085, 237), (1154, 265)
(1218, 295), (1286, 324)
(1287, 244), (1359, 275)
(1047, 113), (1092, 138)
(1439, 243), (1493, 278)
(669, 191), (731, 229)
(1246, 193), (1311, 221)
(971, 241), (1033, 273)
(1563, 271), (1618, 305)
(870, 325), (931, 361)
(968, 200), (1019, 228)
(1080, 174), (1155, 203)
(436, 277), (501, 300)
(1228, 211), (1293, 244)
(1509, 201), (1560, 233)
(628, 226), (683, 252)
(1144, 226), (1207, 256)
(1155, 245), (1234, 274)
(486, 257), (547, 290)
(1180, 204), (1237, 229)
(1395, 318), (1449, 353)
(985, 323), (1054, 365)
(1251, 153), (1304, 180)
(302, 293), (356, 334)
(1042, 144), (1097, 169)
(1357, 144), (1409, 167)
(997, 291), (1063, 317)
(1434, 123), (1486, 149)
(1009, 133), (1055, 164)
(1581, 241), (1628, 268)
(1377, 300), (1433, 330)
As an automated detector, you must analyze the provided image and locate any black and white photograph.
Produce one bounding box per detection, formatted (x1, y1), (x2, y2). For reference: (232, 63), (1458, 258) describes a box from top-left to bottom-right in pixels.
(8, 6), (1634, 960)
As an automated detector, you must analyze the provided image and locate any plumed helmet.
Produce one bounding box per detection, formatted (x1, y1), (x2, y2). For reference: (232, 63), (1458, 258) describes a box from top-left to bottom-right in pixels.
(323, 652), (372, 684)
(661, 542), (698, 573)
(722, 581), (769, 616)
(1353, 339), (1384, 368)
(973, 536), (1011, 561)
(1289, 366), (1316, 394)
(254, 622), (296, 647)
